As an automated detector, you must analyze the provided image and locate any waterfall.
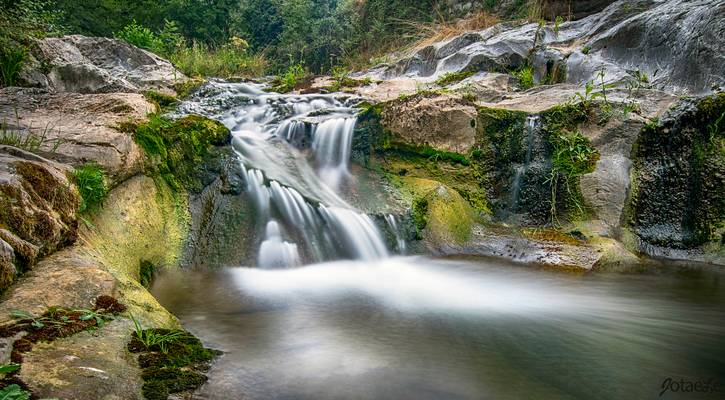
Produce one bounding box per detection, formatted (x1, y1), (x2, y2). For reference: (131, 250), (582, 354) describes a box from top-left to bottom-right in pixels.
(208, 83), (397, 268)
(509, 115), (540, 211)
(385, 214), (407, 254)
(311, 117), (357, 190)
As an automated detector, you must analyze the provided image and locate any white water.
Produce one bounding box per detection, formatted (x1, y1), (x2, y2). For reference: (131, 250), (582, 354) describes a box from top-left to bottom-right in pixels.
(183, 82), (392, 267)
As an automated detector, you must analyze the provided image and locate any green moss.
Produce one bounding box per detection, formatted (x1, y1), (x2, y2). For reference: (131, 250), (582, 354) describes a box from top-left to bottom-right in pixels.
(435, 71), (475, 87)
(143, 91), (178, 111)
(129, 327), (217, 400)
(396, 177), (474, 244)
(172, 79), (205, 99)
(133, 114), (230, 192)
(73, 163), (108, 213)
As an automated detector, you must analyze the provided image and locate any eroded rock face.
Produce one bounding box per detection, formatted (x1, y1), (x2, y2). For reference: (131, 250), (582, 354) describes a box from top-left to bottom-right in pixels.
(20, 35), (186, 94)
(380, 94), (478, 153)
(0, 87), (153, 183)
(0, 146), (79, 290)
(625, 93), (725, 262)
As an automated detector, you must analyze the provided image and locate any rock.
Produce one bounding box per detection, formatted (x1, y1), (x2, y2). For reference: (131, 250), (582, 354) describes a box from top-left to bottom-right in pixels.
(380, 93), (478, 153)
(374, 0), (725, 94)
(19, 319), (143, 400)
(0, 146), (80, 290)
(541, 0), (615, 20)
(624, 93), (725, 263)
(20, 35), (186, 94)
(0, 248), (117, 326)
(0, 87), (153, 183)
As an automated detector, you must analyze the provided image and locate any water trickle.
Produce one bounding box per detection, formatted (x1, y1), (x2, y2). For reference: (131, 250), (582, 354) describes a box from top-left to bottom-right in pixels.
(509, 115), (540, 211)
(385, 214), (407, 254)
(311, 117), (357, 190)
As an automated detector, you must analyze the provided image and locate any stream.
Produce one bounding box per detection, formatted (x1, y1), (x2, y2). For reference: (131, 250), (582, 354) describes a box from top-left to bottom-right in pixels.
(157, 82), (725, 399)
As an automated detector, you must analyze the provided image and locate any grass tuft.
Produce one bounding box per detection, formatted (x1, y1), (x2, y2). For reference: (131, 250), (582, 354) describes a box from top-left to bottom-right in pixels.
(73, 163), (108, 213)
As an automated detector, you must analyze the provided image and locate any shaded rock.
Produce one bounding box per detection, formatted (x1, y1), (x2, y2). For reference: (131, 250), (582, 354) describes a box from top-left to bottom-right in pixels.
(0, 146), (79, 290)
(541, 0), (616, 20)
(20, 35), (186, 94)
(0, 87), (153, 184)
(380, 93), (478, 153)
(624, 93), (725, 264)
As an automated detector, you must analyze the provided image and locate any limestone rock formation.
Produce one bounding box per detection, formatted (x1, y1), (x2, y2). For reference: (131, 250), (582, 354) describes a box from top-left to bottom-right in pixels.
(20, 35), (186, 94)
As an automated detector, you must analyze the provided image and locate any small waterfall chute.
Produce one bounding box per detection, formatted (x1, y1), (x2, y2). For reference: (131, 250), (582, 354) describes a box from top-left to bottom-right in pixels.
(258, 220), (301, 268)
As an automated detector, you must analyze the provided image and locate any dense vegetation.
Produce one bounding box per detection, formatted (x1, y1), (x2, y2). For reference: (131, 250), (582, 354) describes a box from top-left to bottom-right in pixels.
(1, 0), (535, 82)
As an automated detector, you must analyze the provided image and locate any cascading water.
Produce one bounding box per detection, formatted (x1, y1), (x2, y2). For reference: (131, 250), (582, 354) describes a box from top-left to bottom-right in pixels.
(508, 115), (540, 211)
(180, 81), (394, 267)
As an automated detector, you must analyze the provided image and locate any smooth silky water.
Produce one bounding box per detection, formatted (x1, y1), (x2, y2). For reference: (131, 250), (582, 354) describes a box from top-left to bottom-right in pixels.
(159, 82), (725, 399)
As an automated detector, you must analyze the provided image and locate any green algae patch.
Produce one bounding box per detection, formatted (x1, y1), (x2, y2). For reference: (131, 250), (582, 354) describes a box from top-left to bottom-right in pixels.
(81, 176), (186, 328)
(396, 177), (475, 245)
(128, 327), (219, 400)
(133, 114), (230, 193)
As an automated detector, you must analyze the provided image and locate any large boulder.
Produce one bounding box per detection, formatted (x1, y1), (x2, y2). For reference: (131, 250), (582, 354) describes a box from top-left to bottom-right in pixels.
(20, 35), (186, 94)
(0, 146), (80, 290)
(379, 93), (478, 153)
(0, 87), (153, 183)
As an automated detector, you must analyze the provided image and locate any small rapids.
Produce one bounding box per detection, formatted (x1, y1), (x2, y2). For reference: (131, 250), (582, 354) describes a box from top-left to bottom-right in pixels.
(180, 81), (391, 266)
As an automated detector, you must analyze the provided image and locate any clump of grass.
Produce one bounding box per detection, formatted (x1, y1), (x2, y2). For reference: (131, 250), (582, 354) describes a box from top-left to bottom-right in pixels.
(435, 71), (474, 87)
(512, 64), (535, 90)
(0, 45), (26, 87)
(325, 66), (372, 92)
(0, 384), (29, 400)
(1, 113), (62, 154)
(73, 162), (108, 213)
(170, 41), (268, 79)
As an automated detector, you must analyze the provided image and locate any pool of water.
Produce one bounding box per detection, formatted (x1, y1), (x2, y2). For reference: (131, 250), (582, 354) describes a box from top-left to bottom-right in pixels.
(151, 256), (725, 400)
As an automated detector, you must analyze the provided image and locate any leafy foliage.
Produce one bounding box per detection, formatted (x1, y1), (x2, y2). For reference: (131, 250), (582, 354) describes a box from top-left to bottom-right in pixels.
(0, 384), (30, 400)
(512, 64), (535, 90)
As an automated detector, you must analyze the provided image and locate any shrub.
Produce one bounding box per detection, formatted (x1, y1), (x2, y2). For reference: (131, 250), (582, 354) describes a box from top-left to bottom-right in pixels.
(271, 62), (309, 93)
(114, 20), (164, 54)
(512, 65), (535, 90)
(169, 41), (267, 79)
(73, 163), (108, 212)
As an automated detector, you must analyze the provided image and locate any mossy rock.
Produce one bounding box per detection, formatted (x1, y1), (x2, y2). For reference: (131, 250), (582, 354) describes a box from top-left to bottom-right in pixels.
(396, 177), (475, 245)
(133, 114), (230, 193)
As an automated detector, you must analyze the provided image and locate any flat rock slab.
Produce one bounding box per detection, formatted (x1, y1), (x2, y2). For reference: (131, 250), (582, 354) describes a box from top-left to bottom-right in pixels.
(19, 318), (143, 400)
(0, 87), (153, 183)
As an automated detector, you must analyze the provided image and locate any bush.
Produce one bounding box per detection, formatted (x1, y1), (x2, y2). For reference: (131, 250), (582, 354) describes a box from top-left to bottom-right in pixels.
(0, 44), (26, 87)
(115, 20), (164, 54)
(73, 163), (108, 212)
(512, 65), (535, 90)
(271, 62), (309, 93)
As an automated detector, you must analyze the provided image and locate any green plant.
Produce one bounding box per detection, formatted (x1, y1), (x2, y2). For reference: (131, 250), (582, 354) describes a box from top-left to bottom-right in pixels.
(0, 384), (30, 400)
(10, 309), (52, 329)
(131, 315), (189, 354)
(76, 308), (113, 329)
(554, 16), (564, 37)
(115, 20), (164, 53)
(581, 45), (591, 55)
(0, 45), (26, 87)
(139, 260), (156, 287)
(272, 62), (308, 93)
(144, 90), (178, 110)
(512, 65), (535, 90)
(0, 363), (20, 374)
(73, 163), (108, 212)
(707, 111), (725, 142)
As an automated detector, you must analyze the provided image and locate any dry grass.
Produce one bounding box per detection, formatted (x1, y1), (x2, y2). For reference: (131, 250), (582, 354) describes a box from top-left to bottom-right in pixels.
(404, 10), (499, 52)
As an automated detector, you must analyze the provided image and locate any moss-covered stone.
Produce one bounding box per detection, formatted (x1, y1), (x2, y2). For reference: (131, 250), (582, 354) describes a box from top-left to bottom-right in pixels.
(129, 327), (218, 400)
(626, 92), (725, 250)
(395, 177), (475, 245)
(133, 114), (230, 193)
